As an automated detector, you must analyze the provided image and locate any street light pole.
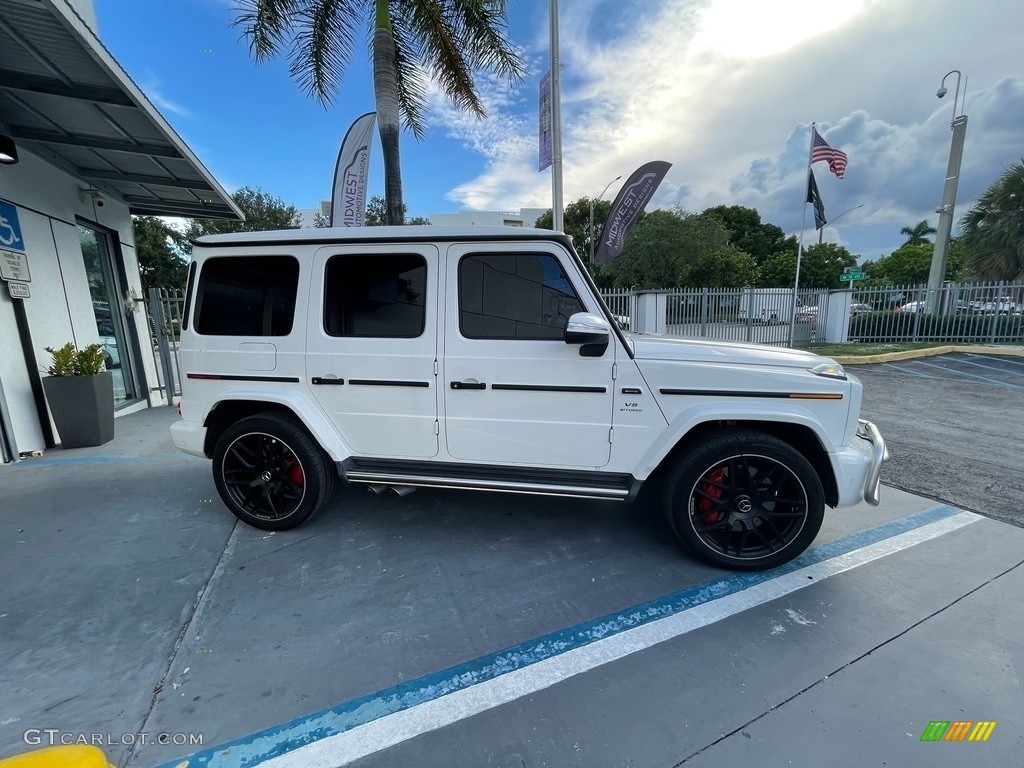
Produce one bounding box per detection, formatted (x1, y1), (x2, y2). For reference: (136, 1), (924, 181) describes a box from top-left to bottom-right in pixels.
(819, 204), (865, 244)
(927, 70), (968, 313)
(549, 0), (564, 232)
(589, 175), (621, 266)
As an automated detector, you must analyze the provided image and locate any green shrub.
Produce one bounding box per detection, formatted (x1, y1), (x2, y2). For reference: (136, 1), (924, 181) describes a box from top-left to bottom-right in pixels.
(848, 312), (1024, 342)
(45, 342), (108, 376)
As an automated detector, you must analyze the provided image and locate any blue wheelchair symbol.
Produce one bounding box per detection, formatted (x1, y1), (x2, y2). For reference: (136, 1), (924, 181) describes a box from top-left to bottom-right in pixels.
(0, 200), (25, 251)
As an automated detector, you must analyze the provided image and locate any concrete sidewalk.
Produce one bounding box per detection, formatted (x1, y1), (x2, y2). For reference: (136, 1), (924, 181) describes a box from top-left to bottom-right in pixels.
(0, 408), (234, 766)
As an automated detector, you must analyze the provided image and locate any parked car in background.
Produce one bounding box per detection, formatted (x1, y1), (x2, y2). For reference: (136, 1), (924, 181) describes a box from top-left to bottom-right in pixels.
(895, 301), (925, 313)
(977, 297), (1019, 315)
(850, 303), (872, 316)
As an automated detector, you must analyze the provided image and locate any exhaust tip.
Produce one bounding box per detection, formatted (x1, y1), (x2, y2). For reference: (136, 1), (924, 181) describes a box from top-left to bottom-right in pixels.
(366, 484), (388, 496)
(388, 485), (416, 497)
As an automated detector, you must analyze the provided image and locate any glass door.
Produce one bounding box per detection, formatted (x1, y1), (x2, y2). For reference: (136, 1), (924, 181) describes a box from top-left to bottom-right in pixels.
(79, 225), (138, 406)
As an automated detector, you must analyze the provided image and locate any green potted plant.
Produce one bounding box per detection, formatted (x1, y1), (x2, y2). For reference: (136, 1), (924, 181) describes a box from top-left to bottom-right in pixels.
(42, 342), (115, 448)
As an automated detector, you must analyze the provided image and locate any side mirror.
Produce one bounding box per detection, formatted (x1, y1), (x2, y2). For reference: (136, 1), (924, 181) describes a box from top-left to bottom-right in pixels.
(564, 312), (610, 357)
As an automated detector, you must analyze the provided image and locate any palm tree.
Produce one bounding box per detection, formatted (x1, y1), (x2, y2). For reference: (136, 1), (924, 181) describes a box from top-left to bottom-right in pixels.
(236, 0), (524, 225)
(959, 161), (1024, 282)
(899, 219), (937, 246)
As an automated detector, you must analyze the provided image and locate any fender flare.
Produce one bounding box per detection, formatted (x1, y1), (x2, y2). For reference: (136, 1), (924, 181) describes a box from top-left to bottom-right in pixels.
(203, 387), (352, 462)
(632, 402), (837, 480)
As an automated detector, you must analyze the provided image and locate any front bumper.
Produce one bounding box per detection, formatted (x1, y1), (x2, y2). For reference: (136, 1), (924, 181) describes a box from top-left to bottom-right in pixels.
(170, 419), (208, 458)
(832, 419), (889, 507)
(857, 419), (889, 505)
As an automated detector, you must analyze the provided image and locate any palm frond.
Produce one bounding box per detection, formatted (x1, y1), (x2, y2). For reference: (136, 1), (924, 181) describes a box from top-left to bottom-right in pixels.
(234, 0), (302, 62)
(958, 160), (1024, 280)
(288, 0), (361, 107)
(388, 15), (430, 138)
(448, 0), (525, 81)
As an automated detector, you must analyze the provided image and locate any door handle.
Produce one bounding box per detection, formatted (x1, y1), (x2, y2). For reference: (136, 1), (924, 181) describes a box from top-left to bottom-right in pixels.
(311, 377), (345, 385)
(450, 380), (486, 390)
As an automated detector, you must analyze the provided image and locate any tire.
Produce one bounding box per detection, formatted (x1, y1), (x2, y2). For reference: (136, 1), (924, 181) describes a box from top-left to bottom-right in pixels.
(212, 414), (332, 531)
(662, 429), (825, 571)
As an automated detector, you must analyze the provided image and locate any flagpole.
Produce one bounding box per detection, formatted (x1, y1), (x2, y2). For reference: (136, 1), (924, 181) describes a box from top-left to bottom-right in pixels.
(789, 122), (817, 347)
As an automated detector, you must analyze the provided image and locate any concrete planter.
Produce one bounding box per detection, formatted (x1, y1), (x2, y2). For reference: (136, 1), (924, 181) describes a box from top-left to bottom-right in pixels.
(42, 372), (115, 448)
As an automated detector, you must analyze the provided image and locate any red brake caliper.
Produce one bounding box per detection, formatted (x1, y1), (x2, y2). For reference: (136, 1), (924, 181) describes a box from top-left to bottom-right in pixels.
(285, 460), (304, 485)
(697, 467), (726, 523)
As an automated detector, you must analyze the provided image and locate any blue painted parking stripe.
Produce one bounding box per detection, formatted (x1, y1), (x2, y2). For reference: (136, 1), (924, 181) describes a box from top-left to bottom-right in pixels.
(910, 358), (1024, 389)
(947, 356), (1024, 380)
(965, 352), (1024, 370)
(152, 504), (967, 768)
(10, 455), (182, 467)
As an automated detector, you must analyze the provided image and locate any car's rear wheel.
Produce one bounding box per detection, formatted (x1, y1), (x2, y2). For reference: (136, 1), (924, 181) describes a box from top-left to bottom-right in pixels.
(212, 414), (332, 530)
(663, 430), (824, 571)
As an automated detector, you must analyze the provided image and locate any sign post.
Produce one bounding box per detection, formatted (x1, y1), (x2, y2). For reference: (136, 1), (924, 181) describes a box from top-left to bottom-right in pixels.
(840, 266), (865, 283)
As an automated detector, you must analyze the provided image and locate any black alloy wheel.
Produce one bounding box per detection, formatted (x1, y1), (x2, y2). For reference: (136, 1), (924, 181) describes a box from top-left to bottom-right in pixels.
(212, 414), (333, 530)
(663, 430), (825, 570)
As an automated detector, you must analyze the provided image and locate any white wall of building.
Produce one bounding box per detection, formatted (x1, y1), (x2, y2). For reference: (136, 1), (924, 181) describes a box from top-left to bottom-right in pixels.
(0, 148), (158, 454)
(429, 209), (548, 228)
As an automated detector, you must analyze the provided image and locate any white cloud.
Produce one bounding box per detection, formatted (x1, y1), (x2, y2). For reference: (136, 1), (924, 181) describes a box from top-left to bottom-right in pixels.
(137, 70), (192, 118)
(425, 0), (1024, 258)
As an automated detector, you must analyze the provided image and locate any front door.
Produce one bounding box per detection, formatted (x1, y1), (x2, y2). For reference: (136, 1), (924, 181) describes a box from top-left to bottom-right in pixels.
(306, 244), (439, 458)
(442, 245), (614, 468)
(78, 224), (138, 406)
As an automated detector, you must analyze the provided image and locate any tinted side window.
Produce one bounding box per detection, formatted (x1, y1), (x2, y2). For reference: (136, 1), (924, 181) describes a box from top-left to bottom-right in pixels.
(181, 261), (196, 331)
(195, 256), (299, 336)
(323, 254), (426, 338)
(460, 253), (584, 339)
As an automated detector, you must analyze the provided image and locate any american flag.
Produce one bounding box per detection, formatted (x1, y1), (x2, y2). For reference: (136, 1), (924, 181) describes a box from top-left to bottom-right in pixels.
(811, 127), (847, 179)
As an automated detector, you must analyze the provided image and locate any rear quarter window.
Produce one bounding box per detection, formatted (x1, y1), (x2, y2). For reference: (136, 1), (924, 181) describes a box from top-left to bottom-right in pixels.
(194, 255), (299, 336)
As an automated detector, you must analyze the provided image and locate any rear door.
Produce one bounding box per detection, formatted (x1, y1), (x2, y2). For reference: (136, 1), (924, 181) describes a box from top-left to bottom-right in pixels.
(306, 244), (439, 458)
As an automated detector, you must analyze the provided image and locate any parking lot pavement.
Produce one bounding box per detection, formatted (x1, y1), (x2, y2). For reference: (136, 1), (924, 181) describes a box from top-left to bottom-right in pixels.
(853, 353), (1024, 528)
(2, 398), (1021, 768)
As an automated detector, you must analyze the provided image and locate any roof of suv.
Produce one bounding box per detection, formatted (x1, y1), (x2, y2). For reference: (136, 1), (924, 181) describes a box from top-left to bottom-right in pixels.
(192, 225), (572, 248)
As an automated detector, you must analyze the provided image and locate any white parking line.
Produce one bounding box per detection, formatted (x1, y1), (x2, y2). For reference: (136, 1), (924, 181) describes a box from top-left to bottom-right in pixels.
(259, 510), (980, 768)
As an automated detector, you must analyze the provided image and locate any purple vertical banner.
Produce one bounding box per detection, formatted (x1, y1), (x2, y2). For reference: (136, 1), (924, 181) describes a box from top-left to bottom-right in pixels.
(538, 71), (553, 171)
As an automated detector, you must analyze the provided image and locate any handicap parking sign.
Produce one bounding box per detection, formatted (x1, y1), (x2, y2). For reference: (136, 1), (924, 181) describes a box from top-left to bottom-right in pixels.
(0, 199), (25, 252)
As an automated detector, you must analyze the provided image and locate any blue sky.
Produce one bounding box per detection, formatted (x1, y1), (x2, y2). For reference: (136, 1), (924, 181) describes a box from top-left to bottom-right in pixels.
(93, 0), (1024, 261)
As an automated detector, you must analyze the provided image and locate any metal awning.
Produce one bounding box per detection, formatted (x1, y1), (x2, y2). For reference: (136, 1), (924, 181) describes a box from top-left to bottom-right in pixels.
(0, 0), (243, 220)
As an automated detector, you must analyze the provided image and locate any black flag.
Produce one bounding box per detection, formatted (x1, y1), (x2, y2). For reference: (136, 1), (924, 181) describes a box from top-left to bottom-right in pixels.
(807, 169), (827, 230)
(593, 161), (672, 265)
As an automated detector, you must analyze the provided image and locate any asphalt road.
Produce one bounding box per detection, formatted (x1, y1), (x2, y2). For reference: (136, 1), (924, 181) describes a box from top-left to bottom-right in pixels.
(853, 352), (1024, 528)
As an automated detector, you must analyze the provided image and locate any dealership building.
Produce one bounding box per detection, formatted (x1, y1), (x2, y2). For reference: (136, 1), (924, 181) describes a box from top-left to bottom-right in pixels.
(0, 0), (241, 463)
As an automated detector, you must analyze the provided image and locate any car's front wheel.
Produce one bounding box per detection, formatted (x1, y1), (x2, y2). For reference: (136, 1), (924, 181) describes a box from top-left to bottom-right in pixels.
(212, 414), (333, 530)
(663, 430), (825, 570)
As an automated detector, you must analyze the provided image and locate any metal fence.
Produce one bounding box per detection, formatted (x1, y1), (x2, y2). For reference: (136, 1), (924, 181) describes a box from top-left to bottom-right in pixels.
(600, 281), (1024, 347)
(847, 281), (1024, 344)
(600, 287), (828, 347)
(144, 287), (185, 403)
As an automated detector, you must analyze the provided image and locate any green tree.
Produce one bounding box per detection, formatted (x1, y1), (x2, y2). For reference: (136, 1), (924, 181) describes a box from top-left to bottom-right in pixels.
(364, 194), (429, 225)
(678, 244), (758, 287)
(899, 219), (937, 246)
(132, 216), (188, 290)
(600, 207), (737, 289)
(865, 243), (963, 285)
(959, 161), (1024, 281)
(759, 242), (857, 289)
(313, 211), (330, 228)
(236, 0), (523, 226)
(185, 186), (301, 252)
(533, 197), (614, 270)
(699, 205), (796, 266)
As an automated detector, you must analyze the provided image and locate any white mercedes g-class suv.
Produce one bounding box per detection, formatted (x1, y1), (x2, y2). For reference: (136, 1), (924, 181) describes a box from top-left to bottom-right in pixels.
(171, 226), (887, 571)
